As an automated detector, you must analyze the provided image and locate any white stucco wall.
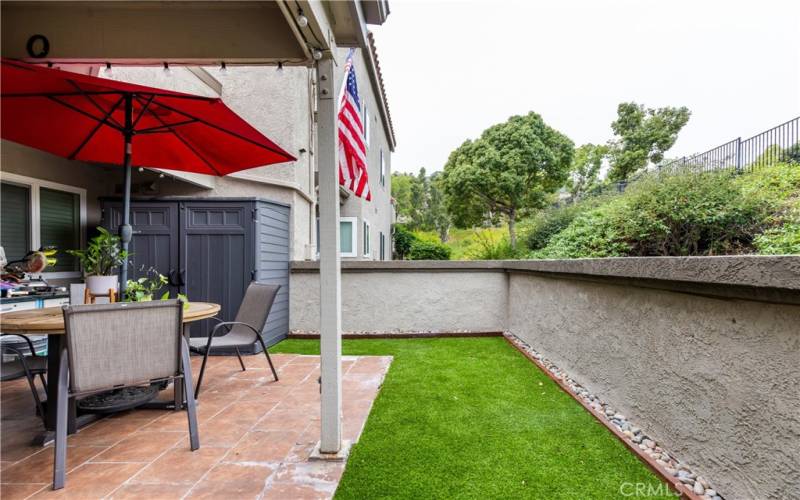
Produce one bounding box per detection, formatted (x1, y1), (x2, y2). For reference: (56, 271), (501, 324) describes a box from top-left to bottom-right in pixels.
(291, 268), (507, 333)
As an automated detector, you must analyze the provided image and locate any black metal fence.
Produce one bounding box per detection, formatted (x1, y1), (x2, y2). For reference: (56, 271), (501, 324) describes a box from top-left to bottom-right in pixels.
(578, 116), (800, 200)
(659, 116), (800, 173)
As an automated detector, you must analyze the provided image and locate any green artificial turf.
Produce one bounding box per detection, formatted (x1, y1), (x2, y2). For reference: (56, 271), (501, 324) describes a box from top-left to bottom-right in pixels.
(273, 337), (669, 499)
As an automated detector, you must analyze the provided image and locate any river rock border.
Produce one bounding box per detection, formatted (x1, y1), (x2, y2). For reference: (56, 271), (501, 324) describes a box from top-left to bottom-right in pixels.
(504, 332), (724, 500)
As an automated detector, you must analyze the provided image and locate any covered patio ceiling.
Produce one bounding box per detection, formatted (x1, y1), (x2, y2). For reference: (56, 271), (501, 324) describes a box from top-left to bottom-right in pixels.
(1, 1), (388, 65)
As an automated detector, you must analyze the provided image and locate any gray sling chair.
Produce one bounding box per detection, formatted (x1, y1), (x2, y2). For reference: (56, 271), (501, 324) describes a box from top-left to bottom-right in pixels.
(190, 283), (280, 397)
(0, 333), (48, 423)
(54, 300), (199, 490)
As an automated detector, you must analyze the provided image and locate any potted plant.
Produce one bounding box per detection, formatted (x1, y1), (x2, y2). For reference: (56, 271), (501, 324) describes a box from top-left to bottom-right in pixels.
(68, 227), (128, 295)
(125, 266), (190, 308)
(125, 267), (167, 302)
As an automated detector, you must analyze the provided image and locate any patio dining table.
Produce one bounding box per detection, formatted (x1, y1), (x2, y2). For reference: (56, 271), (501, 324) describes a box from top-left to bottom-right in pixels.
(0, 301), (220, 444)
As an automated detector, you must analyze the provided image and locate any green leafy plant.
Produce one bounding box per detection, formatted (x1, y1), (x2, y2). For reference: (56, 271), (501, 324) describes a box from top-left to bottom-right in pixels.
(124, 266), (189, 307)
(754, 222), (800, 254)
(67, 227), (128, 276)
(124, 267), (167, 301)
(532, 163), (800, 258)
(466, 230), (516, 260)
(408, 239), (451, 260)
(521, 198), (603, 251)
(393, 225), (416, 260)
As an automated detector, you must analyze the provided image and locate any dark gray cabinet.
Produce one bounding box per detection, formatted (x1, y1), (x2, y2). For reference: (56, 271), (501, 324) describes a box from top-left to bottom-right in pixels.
(102, 198), (289, 351)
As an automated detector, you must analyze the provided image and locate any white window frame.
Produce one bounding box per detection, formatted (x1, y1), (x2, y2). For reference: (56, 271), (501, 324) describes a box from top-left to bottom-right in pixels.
(363, 219), (371, 257)
(380, 149), (385, 187)
(317, 216), (358, 258)
(340, 216), (358, 257)
(1, 172), (87, 279)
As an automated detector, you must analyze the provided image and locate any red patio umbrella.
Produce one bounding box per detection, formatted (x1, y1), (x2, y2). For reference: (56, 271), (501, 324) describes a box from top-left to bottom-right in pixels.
(1, 58), (296, 292)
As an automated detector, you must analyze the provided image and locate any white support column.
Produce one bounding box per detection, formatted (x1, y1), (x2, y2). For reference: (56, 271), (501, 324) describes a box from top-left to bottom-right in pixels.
(316, 55), (342, 454)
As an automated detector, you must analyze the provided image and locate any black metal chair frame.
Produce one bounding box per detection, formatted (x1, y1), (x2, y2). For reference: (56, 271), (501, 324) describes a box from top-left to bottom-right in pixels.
(190, 283), (281, 397)
(192, 318), (279, 397)
(1, 333), (48, 423)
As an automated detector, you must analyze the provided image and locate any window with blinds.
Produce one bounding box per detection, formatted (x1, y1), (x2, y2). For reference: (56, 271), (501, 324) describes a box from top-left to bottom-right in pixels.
(1, 182), (31, 262)
(39, 188), (80, 272)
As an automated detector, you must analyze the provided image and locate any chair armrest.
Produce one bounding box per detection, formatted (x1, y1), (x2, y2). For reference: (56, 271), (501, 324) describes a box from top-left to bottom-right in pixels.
(0, 333), (40, 358)
(206, 321), (262, 348)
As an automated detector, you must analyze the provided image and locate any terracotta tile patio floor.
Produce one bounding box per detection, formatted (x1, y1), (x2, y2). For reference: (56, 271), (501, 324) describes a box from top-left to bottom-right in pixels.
(0, 353), (392, 499)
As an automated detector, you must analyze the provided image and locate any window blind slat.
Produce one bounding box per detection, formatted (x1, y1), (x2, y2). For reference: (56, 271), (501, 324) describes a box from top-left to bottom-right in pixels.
(1, 182), (31, 262)
(39, 188), (79, 272)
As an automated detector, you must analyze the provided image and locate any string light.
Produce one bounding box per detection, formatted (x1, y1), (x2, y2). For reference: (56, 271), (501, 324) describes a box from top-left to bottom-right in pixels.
(296, 9), (308, 28)
(103, 62), (112, 76)
(276, 61), (284, 72)
(163, 62), (171, 74)
(219, 61), (227, 74)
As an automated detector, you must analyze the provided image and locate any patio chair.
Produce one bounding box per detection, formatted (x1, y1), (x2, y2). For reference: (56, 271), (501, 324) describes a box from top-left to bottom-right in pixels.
(190, 282), (280, 397)
(54, 300), (199, 490)
(0, 333), (48, 423)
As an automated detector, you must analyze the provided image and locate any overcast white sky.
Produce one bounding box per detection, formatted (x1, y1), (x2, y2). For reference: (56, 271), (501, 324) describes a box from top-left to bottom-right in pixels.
(370, 0), (800, 174)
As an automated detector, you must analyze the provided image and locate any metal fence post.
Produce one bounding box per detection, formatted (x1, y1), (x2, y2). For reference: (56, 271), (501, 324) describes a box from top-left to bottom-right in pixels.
(735, 137), (742, 173)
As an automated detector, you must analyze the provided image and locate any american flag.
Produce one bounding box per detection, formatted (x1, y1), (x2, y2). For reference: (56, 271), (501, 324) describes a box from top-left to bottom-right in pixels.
(338, 49), (371, 201)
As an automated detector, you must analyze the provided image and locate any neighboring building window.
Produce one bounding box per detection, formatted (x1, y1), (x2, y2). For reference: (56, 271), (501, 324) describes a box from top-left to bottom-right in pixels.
(340, 217), (357, 257)
(363, 220), (371, 257)
(379, 231), (386, 261)
(317, 217), (358, 257)
(380, 149), (385, 187)
(1, 174), (85, 276)
(363, 102), (370, 148)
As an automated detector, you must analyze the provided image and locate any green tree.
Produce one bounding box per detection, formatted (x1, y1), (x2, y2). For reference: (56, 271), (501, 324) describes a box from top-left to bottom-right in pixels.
(426, 172), (451, 242)
(441, 112), (574, 249)
(391, 173), (414, 221)
(391, 168), (451, 241)
(569, 144), (608, 198)
(607, 102), (690, 181)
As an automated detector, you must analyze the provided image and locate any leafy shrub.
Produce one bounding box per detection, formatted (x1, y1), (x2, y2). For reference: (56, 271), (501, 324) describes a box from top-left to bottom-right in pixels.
(521, 198), (604, 251)
(754, 222), (800, 254)
(620, 172), (762, 255)
(532, 198), (631, 258)
(466, 230), (517, 260)
(534, 164), (800, 258)
(408, 239), (452, 260)
(393, 225), (415, 260)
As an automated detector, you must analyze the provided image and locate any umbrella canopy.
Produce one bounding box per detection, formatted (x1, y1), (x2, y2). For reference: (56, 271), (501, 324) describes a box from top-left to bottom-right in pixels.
(1, 58), (296, 292)
(0, 59), (295, 174)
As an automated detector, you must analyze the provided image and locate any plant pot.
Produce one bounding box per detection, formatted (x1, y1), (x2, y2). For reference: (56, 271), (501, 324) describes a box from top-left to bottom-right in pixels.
(85, 275), (118, 295)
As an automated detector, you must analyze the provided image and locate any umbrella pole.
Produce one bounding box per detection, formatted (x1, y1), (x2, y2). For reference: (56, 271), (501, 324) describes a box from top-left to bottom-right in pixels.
(119, 93), (134, 297)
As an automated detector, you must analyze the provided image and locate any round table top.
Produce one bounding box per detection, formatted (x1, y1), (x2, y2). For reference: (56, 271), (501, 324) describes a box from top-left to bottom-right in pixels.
(0, 301), (220, 334)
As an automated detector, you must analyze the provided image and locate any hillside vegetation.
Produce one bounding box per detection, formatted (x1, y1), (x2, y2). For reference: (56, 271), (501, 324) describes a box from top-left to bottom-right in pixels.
(527, 163), (799, 258)
(397, 163), (799, 260)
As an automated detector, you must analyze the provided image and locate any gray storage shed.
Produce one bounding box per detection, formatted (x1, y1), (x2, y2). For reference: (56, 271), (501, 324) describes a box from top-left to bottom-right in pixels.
(101, 197), (289, 352)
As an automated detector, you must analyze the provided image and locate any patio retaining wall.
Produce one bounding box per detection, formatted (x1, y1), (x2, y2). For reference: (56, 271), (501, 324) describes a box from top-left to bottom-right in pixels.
(290, 261), (508, 333)
(290, 256), (800, 499)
